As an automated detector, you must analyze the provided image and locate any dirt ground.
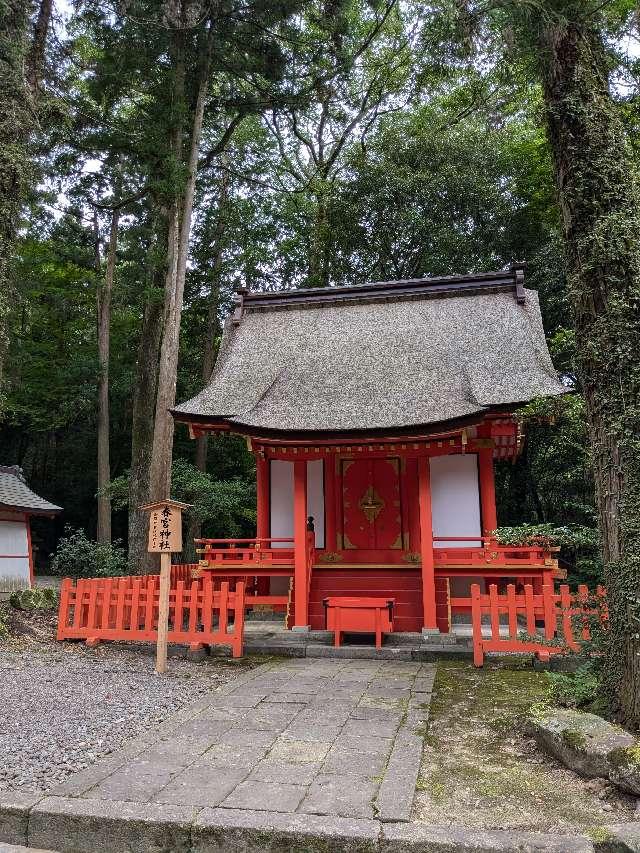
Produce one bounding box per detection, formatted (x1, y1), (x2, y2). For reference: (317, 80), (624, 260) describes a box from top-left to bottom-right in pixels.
(414, 660), (638, 836)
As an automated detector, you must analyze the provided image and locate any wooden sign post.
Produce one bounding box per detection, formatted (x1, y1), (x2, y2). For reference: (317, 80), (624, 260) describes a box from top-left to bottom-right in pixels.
(140, 499), (191, 674)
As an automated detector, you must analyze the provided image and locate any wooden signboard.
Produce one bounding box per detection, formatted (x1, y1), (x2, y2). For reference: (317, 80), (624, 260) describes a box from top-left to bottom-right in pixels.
(140, 499), (191, 674)
(147, 503), (183, 553)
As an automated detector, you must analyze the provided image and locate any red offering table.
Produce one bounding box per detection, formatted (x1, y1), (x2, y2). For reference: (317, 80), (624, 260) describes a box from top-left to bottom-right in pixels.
(323, 596), (395, 649)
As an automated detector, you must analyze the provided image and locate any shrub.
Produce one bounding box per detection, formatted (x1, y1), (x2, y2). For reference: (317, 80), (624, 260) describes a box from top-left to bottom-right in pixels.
(9, 587), (59, 610)
(546, 662), (605, 714)
(0, 606), (8, 640)
(50, 527), (128, 578)
(494, 523), (599, 550)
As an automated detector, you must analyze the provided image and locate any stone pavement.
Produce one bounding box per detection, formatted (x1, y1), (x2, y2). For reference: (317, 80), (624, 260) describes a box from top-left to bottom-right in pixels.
(49, 657), (435, 823)
(0, 657), (615, 852)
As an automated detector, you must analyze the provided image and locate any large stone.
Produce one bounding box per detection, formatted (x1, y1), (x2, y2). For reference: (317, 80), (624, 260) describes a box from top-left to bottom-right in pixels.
(525, 708), (635, 779)
(595, 823), (640, 852)
(607, 748), (640, 796)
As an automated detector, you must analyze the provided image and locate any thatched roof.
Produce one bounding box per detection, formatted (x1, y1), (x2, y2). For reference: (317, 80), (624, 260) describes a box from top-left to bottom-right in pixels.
(0, 466), (62, 515)
(174, 269), (565, 435)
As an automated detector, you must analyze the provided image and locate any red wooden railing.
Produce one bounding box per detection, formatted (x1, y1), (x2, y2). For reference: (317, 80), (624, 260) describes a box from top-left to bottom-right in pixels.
(195, 537), (295, 571)
(57, 574), (246, 657)
(471, 582), (606, 666)
(434, 536), (557, 570)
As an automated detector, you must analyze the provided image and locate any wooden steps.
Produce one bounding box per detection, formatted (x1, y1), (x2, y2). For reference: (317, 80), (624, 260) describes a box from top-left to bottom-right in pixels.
(308, 567), (424, 632)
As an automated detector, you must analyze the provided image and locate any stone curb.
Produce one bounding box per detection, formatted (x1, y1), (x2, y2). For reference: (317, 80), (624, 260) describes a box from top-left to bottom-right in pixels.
(193, 807), (379, 853)
(379, 823), (596, 851)
(9, 793), (640, 853)
(235, 641), (475, 662)
(27, 797), (198, 853)
(0, 794), (43, 847)
(375, 666), (435, 823)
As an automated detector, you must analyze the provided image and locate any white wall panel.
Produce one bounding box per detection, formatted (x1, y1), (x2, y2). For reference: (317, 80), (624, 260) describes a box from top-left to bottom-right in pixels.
(270, 460), (294, 546)
(0, 520), (29, 555)
(269, 460), (325, 549)
(0, 520), (30, 589)
(430, 455), (481, 547)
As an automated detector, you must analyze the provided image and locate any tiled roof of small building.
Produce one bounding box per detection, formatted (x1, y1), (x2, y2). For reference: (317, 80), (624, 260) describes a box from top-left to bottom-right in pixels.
(173, 268), (566, 434)
(0, 466), (62, 514)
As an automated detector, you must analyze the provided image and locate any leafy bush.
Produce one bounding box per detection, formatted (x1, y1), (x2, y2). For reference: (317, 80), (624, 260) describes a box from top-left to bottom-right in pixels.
(107, 458), (256, 540)
(494, 523), (599, 550)
(546, 662), (605, 714)
(50, 527), (128, 578)
(9, 587), (59, 610)
(0, 606), (8, 641)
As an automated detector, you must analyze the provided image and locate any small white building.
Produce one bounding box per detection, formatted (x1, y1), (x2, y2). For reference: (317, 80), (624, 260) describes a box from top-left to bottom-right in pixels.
(0, 466), (62, 592)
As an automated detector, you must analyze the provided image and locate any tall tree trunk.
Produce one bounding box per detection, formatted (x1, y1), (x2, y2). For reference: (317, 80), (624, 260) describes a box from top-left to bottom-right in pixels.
(149, 22), (215, 500)
(195, 167), (229, 473)
(128, 210), (168, 571)
(538, 15), (640, 724)
(26, 0), (52, 98)
(194, 284), (220, 471)
(127, 16), (187, 569)
(307, 181), (331, 289)
(96, 204), (119, 543)
(0, 0), (31, 403)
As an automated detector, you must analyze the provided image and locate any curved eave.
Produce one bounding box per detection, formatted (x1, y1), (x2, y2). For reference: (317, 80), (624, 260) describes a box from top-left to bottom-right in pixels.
(170, 403), (524, 443)
(0, 501), (62, 516)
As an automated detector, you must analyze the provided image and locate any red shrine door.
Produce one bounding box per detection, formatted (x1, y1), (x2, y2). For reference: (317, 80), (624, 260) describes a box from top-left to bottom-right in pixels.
(341, 458), (403, 553)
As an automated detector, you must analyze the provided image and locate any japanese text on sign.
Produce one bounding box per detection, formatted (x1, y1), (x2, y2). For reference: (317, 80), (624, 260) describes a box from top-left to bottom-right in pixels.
(147, 503), (182, 553)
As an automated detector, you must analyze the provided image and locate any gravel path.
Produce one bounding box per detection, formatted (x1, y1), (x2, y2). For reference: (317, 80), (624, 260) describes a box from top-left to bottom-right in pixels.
(0, 640), (250, 795)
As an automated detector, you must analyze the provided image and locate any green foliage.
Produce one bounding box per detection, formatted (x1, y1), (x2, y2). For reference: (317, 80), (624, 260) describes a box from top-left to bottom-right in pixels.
(546, 663), (604, 714)
(50, 527), (128, 578)
(9, 586), (59, 611)
(170, 459), (255, 537)
(0, 605), (9, 640)
(108, 457), (256, 541)
(494, 523), (598, 550)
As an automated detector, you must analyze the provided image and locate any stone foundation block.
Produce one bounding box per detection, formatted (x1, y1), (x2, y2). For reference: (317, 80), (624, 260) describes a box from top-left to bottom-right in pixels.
(0, 793), (42, 846)
(380, 823), (595, 852)
(28, 796), (197, 853)
(193, 807), (379, 853)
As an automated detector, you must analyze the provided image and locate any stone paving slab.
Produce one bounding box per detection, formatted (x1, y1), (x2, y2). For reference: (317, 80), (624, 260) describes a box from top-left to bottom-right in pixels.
(28, 658), (433, 827)
(0, 656), (618, 853)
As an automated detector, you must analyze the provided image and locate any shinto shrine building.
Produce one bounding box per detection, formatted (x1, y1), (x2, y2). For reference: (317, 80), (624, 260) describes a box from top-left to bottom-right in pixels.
(173, 266), (565, 637)
(0, 466), (62, 593)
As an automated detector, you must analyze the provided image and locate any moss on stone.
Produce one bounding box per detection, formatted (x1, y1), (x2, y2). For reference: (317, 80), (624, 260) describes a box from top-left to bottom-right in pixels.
(561, 728), (588, 750)
(587, 826), (613, 843)
(608, 744), (640, 768)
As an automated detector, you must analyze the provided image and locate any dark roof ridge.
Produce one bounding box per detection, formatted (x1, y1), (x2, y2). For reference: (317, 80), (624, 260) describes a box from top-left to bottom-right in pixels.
(231, 263), (526, 324)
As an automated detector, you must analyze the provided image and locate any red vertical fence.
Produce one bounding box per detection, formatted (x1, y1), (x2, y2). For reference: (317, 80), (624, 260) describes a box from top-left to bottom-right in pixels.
(57, 573), (245, 657)
(471, 582), (606, 666)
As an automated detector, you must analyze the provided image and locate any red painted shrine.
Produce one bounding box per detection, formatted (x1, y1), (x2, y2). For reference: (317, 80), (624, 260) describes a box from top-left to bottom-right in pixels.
(172, 266), (565, 638)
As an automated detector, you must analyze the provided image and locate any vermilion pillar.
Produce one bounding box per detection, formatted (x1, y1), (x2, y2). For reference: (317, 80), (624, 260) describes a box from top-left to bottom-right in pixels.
(255, 455), (270, 596)
(478, 448), (498, 535)
(418, 456), (438, 631)
(256, 455), (269, 539)
(293, 460), (309, 630)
